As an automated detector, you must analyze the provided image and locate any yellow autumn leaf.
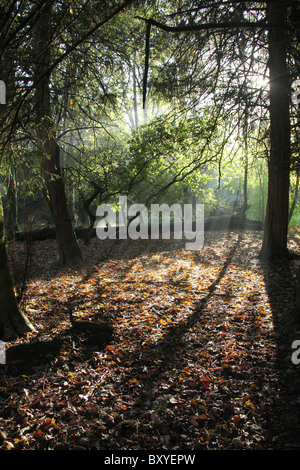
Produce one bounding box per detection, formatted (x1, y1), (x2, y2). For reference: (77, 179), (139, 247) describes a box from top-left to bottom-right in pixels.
(128, 378), (138, 385)
(245, 399), (255, 409)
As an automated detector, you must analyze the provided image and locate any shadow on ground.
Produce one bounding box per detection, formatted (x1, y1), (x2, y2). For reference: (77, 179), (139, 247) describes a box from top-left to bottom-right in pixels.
(260, 255), (300, 449)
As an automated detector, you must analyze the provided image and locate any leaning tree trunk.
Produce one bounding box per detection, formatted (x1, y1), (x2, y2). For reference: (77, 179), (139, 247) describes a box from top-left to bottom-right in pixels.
(33, 3), (82, 265)
(0, 197), (34, 340)
(260, 0), (291, 260)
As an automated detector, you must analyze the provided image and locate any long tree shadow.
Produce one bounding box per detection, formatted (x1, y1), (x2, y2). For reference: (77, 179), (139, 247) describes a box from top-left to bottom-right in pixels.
(260, 255), (300, 449)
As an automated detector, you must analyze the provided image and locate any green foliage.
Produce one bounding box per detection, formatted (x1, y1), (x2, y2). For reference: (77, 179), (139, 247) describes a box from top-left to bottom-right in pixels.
(126, 114), (216, 205)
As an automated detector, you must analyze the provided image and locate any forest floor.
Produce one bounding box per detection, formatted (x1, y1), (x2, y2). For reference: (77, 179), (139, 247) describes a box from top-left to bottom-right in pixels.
(1, 229), (300, 451)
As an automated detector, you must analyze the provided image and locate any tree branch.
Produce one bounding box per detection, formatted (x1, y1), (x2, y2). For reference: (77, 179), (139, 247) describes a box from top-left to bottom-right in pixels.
(142, 22), (151, 109)
(136, 16), (289, 33)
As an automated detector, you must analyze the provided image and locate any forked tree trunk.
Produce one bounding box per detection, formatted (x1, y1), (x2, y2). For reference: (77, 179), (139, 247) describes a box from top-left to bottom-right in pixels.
(34, 3), (82, 266)
(0, 197), (34, 340)
(260, 0), (291, 260)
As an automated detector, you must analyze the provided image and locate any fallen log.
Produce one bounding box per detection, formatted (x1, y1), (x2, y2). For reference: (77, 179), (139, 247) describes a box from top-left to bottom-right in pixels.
(12, 226), (97, 242)
(10, 215), (263, 243)
(204, 215), (263, 231)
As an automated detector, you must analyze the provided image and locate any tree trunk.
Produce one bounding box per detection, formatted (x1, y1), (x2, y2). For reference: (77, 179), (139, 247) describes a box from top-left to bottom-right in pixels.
(0, 197), (34, 340)
(133, 53), (139, 130)
(260, 0), (291, 260)
(259, 169), (265, 224)
(33, 3), (82, 265)
(288, 173), (299, 224)
(242, 110), (248, 222)
(296, 267), (300, 323)
(4, 166), (18, 239)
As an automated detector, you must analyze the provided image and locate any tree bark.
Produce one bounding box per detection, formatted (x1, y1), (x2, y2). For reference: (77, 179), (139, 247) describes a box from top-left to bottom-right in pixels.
(4, 166), (18, 239)
(242, 109), (249, 223)
(0, 197), (34, 340)
(260, 0), (291, 260)
(296, 267), (300, 323)
(33, 3), (82, 265)
(288, 173), (299, 224)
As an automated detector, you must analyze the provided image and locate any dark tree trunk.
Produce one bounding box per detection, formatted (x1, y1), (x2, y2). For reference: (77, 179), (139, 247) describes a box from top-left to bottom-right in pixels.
(296, 268), (300, 323)
(260, 0), (291, 260)
(242, 109), (248, 221)
(33, 3), (82, 266)
(0, 197), (34, 340)
(4, 166), (18, 239)
(288, 173), (299, 224)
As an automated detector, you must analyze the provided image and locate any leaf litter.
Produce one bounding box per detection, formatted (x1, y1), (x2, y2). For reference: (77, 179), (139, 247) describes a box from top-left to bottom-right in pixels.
(1, 229), (300, 450)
